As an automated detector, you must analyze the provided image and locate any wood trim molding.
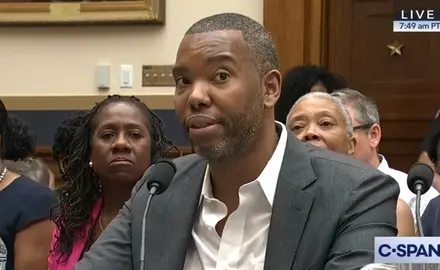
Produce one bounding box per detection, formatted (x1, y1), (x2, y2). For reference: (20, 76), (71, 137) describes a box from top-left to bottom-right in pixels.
(2, 94), (173, 110)
(0, 0), (165, 25)
(264, 0), (327, 74)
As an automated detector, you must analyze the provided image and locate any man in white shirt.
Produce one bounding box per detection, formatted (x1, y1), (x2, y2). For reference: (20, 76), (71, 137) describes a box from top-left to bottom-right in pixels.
(75, 13), (399, 270)
(332, 89), (438, 217)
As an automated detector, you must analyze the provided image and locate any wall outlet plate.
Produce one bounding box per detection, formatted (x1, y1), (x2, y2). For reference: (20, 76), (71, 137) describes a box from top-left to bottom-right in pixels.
(142, 65), (175, 87)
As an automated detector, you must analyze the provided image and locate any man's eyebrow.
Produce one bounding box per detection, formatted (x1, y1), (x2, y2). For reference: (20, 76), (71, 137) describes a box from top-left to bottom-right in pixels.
(205, 54), (237, 65)
(172, 65), (186, 76)
(172, 53), (237, 75)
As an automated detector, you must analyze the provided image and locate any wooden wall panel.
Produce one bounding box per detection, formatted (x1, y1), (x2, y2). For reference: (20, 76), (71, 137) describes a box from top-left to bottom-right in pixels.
(326, 0), (440, 171)
(264, 0), (326, 75)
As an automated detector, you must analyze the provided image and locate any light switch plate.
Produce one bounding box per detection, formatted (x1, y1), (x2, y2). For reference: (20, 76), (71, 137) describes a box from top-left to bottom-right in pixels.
(120, 64), (133, 88)
(142, 65), (175, 87)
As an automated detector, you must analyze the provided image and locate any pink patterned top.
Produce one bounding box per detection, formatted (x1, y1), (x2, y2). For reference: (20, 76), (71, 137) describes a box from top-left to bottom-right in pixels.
(48, 198), (103, 270)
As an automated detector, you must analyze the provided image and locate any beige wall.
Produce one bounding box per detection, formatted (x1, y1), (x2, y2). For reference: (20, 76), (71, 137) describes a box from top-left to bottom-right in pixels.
(0, 0), (263, 97)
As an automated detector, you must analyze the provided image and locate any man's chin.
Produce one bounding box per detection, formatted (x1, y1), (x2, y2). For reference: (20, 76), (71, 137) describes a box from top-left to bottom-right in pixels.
(192, 142), (228, 160)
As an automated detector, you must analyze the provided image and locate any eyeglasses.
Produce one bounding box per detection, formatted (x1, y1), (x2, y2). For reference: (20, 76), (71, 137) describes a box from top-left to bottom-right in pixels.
(353, 123), (374, 131)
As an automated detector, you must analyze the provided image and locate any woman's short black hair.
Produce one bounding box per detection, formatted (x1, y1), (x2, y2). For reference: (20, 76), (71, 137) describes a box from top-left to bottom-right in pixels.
(52, 111), (87, 161)
(275, 65), (347, 123)
(428, 125), (440, 165)
(3, 115), (36, 161)
(0, 100), (36, 161)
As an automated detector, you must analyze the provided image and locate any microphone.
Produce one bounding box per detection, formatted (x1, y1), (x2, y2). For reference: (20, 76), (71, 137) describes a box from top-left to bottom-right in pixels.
(407, 163), (434, 236)
(138, 159), (176, 270)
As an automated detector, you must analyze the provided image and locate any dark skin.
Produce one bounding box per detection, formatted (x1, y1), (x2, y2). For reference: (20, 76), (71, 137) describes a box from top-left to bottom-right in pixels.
(89, 102), (152, 236)
(287, 97), (356, 155)
(173, 30), (281, 235)
(0, 158), (54, 270)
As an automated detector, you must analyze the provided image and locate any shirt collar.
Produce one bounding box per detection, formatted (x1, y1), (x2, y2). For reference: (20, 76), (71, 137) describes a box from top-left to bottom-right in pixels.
(200, 121), (288, 206)
(377, 154), (390, 172)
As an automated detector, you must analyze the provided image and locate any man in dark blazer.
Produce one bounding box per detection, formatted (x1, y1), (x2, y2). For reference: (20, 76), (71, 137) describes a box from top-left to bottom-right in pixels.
(421, 119), (440, 236)
(74, 12), (399, 270)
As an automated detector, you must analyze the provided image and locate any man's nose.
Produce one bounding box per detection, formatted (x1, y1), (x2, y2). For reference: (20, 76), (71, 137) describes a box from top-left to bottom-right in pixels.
(188, 82), (211, 110)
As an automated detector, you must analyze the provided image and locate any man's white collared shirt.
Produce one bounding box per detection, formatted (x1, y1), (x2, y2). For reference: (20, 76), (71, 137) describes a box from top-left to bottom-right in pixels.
(183, 122), (288, 270)
(377, 154), (438, 217)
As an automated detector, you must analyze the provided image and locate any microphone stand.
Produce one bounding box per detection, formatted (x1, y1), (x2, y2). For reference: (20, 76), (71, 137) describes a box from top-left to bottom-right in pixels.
(415, 183), (424, 236)
(138, 184), (159, 270)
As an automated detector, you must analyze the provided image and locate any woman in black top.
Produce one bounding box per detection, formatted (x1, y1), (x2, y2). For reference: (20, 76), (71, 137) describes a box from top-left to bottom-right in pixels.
(421, 117), (440, 236)
(274, 65), (346, 123)
(418, 111), (440, 192)
(0, 98), (57, 270)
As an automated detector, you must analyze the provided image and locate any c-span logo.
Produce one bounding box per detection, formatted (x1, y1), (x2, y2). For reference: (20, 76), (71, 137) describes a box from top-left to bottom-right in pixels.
(375, 237), (440, 263)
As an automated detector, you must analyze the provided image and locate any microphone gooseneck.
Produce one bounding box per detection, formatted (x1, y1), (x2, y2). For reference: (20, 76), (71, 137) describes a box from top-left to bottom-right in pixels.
(138, 159), (176, 270)
(406, 163), (434, 236)
(416, 187), (423, 236)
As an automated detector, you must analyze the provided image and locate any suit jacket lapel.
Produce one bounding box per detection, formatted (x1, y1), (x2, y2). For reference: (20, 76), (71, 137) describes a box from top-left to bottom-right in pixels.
(265, 133), (317, 270)
(144, 158), (207, 270)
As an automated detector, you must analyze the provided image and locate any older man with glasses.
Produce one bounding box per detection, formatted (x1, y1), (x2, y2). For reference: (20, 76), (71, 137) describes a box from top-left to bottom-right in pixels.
(332, 89), (438, 218)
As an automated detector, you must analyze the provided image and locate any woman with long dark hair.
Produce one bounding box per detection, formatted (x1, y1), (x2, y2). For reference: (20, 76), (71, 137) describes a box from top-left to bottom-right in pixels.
(48, 95), (174, 270)
(0, 99), (57, 270)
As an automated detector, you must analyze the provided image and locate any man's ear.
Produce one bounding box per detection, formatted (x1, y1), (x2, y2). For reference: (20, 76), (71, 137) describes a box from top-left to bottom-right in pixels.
(262, 69), (282, 109)
(348, 136), (357, 155)
(369, 123), (381, 148)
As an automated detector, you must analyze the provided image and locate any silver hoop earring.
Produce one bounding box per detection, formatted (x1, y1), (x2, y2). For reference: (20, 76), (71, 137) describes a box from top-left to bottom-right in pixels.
(89, 161), (93, 167)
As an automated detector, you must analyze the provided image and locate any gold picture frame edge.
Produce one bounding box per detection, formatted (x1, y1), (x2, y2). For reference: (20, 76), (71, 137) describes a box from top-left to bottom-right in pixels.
(0, 0), (165, 25)
(2, 94), (174, 110)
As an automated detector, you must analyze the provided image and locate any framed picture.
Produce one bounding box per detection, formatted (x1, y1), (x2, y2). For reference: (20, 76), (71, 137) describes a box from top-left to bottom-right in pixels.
(0, 0), (165, 25)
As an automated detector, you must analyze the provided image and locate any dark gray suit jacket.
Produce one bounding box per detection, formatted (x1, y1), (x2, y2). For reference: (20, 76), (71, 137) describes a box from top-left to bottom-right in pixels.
(74, 133), (399, 270)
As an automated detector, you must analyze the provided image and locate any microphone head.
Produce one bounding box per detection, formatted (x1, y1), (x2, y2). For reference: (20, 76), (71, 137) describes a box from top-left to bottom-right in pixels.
(146, 159), (176, 195)
(407, 163), (434, 194)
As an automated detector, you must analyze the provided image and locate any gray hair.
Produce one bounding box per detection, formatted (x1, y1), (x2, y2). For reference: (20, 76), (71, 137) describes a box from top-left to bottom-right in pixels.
(286, 92), (354, 137)
(4, 158), (52, 188)
(331, 88), (380, 127)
